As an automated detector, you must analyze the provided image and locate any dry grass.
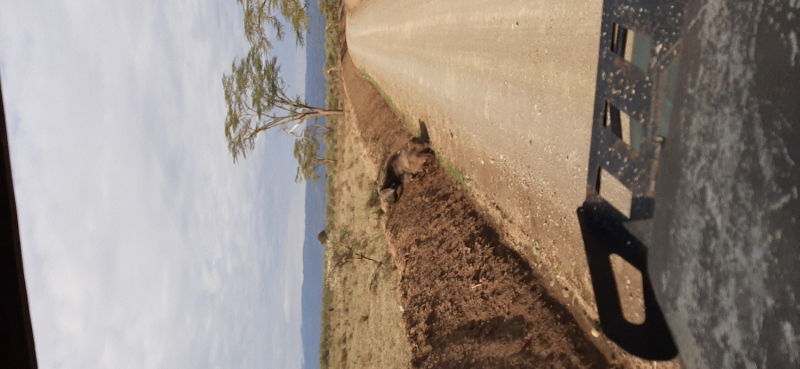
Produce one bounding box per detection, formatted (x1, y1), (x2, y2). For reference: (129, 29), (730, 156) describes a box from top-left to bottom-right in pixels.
(321, 0), (346, 225)
(319, 97), (411, 368)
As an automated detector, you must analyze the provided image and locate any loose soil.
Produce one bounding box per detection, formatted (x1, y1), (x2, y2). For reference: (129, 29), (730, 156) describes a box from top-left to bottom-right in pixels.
(344, 0), (654, 342)
(342, 53), (626, 368)
(321, 83), (412, 368)
(342, 1), (682, 366)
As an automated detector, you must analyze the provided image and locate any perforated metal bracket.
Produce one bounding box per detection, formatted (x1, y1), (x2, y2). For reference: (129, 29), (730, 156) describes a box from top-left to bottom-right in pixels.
(577, 0), (687, 361)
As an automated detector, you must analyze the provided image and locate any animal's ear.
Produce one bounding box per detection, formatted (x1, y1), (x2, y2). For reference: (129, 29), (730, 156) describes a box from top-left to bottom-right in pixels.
(419, 121), (430, 142)
(379, 188), (396, 202)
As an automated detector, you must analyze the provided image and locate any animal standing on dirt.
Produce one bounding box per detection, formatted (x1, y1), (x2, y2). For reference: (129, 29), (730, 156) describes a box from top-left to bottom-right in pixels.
(379, 136), (434, 205)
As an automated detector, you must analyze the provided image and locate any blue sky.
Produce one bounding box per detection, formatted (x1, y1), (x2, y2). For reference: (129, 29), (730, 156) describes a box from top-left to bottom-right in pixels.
(0, 0), (308, 368)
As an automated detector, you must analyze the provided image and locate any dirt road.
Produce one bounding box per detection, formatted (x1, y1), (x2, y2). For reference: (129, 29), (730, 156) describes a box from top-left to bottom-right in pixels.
(346, 0), (606, 319)
(345, 0), (603, 202)
(344, 1), (677, 367)
(341, 53), (616, 369)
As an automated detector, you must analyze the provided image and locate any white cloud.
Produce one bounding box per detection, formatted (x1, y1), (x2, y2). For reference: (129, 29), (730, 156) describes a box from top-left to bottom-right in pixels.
(0, 0), (307, 368)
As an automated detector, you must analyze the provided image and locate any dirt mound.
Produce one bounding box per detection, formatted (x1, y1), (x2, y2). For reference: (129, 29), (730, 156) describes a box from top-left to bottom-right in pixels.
(340, 57), (412, 162)
(390, 161), (615, 369)
(343, 53), (616, 369)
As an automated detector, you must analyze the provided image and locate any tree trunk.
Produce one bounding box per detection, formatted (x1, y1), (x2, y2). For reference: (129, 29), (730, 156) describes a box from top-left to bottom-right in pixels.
(314, 123), (334, 131)
(355, 253), (380, 263)
(311, 108), (344, 116)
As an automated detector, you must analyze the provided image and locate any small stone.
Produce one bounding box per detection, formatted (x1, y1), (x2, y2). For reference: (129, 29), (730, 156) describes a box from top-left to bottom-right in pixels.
(591, 329), (601, 338)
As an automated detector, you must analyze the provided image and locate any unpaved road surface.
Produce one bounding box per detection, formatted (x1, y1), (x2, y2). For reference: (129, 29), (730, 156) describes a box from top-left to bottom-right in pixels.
(342, 53), (617, 369)
(346, 0), (603, 324)
(345, 0), (602, 215)
(345, 1), (675, 367)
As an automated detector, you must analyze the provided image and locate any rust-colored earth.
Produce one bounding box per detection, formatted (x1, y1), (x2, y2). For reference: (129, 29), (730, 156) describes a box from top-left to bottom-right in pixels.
(342, 53), (628, 368)
(389, 166), (609, 369)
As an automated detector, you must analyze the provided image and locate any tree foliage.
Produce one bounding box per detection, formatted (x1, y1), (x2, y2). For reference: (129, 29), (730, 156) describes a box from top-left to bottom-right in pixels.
(223, 47), (342, 162)
(238, 0), (309, 50)
(293, 124), (334, 182)
(225, 0), (342, 163)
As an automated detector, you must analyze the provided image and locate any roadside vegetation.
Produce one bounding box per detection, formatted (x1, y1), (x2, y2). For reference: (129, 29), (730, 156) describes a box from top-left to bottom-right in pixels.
(318, 0), (343, 363)
(318, 98), (411, 369)
(320, 0), (345, 222)
(359, 69), (419, 135)
(318, 3), (411, 366)
(222, 0), (343, 164)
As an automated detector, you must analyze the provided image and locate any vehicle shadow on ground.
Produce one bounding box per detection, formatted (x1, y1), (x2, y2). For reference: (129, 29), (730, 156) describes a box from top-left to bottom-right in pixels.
(387, 164), (614, 369)
(341, 52), (618, 368)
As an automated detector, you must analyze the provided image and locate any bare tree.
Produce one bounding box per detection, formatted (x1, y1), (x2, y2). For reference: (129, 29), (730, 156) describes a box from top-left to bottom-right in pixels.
(332, 246), (380, 268)
(328, 230), (381, 268)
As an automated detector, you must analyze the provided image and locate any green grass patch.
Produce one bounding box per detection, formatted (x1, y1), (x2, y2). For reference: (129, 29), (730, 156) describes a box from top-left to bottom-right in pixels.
(359, 69), (397, 111)
(435, 152), (472, 195)
(358, 69), (419, 133)
(487, 209), (503, 226)
(447, 164), (470, 193)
